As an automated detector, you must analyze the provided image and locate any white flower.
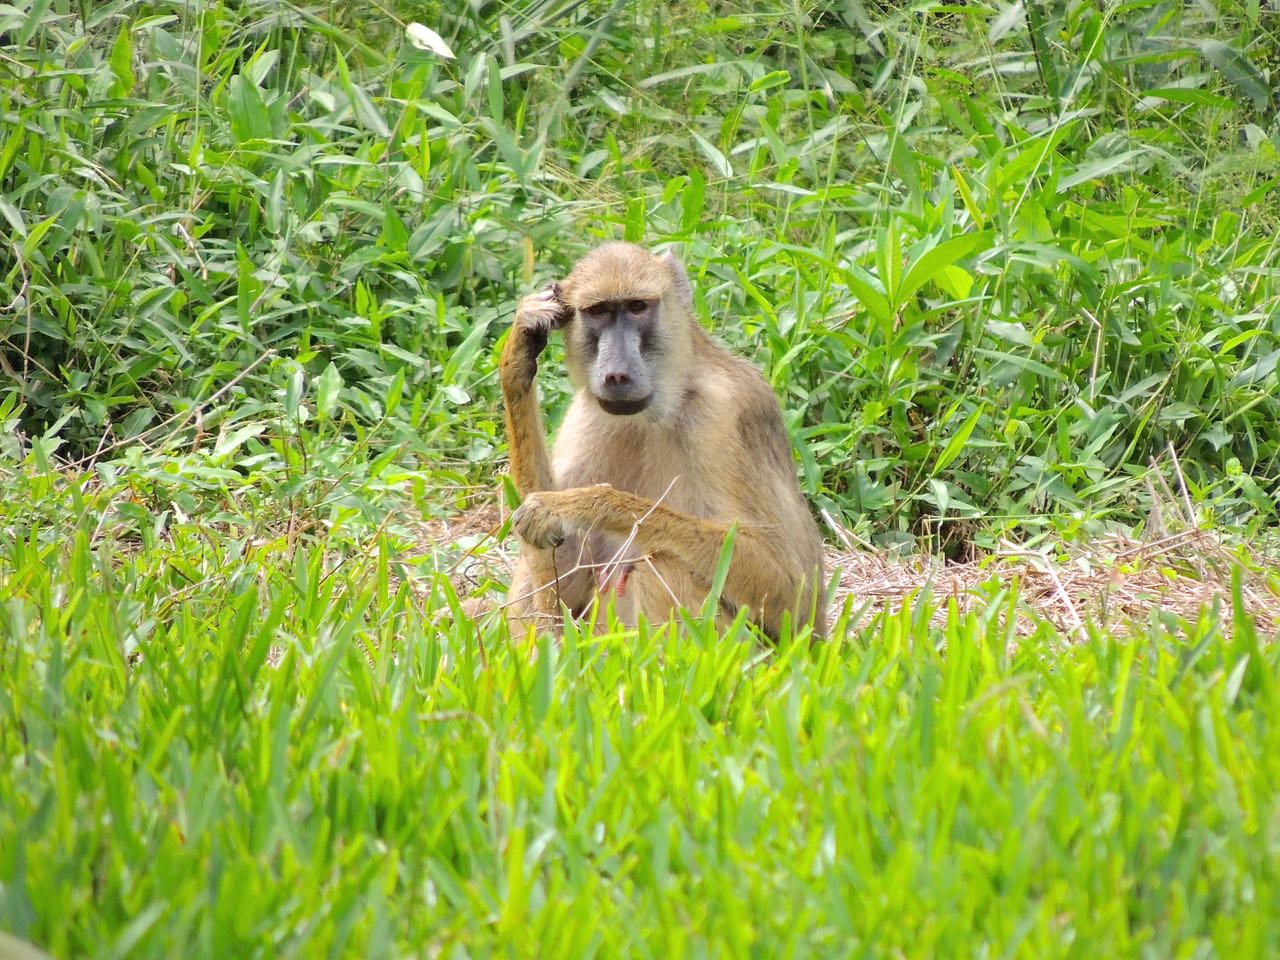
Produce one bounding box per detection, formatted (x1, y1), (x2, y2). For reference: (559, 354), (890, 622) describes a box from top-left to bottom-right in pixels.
(406, 23), (456, 59)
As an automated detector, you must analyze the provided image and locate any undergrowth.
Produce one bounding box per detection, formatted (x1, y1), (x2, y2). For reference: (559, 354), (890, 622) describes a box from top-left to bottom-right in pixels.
(1, 0), (1276, 549)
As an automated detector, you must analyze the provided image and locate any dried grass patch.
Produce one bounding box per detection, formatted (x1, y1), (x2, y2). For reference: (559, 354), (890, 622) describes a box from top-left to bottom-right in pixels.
(829, 530), (1278, 638)
(411, 504), (1280, 637)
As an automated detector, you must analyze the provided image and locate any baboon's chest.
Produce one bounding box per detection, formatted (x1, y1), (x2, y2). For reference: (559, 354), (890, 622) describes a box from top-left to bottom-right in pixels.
(568, 432), (716, 516)
(553, 392), (726, 520)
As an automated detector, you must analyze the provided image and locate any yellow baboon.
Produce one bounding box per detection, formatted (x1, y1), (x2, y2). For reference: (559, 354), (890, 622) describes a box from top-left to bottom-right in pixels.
(500, 243), (825, 640)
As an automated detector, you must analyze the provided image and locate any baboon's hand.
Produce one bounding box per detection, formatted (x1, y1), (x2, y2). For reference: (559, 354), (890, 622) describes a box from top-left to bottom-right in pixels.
(516, 284), (569, 342)
(502, 285), (570, 391)
(511, 493), (568, 550)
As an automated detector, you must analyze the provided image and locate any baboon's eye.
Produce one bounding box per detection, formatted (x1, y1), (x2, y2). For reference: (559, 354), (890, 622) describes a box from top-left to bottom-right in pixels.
(626, 299), (648, 314)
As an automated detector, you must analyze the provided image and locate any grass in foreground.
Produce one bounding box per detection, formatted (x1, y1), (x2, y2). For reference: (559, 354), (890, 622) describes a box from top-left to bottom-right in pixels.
(2, 477), (1279, 958)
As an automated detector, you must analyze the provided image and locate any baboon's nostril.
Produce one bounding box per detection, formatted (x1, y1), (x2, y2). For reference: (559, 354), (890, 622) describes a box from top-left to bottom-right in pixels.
(604, 371), (631, 387)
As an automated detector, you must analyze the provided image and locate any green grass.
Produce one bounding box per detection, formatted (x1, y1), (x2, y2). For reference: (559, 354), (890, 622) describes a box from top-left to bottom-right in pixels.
(2, 473), (1279, 957)
(2, 0), (1280, 956)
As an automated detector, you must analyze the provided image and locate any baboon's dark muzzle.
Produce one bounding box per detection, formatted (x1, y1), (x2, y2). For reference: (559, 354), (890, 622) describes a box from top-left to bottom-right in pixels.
(592, 322), (653, 415)
(595, 393), (652, 416)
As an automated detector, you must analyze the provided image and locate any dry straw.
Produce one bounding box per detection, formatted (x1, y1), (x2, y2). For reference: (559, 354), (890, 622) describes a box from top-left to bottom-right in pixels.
(421, 503), (1280, 638)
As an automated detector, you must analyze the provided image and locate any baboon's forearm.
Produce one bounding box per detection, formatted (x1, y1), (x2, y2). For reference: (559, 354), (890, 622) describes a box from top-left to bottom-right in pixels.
(499, 341), (554, 495)
(502, 390), (554, 494)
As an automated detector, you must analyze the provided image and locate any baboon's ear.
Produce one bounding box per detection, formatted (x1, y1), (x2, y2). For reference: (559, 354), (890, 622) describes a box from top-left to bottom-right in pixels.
(657, 250), (694, 312)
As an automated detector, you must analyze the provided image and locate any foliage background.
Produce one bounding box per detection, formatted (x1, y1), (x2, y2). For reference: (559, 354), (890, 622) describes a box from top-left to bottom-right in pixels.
(2, 0), (1280, 957)
(2, 0), (1277, 550)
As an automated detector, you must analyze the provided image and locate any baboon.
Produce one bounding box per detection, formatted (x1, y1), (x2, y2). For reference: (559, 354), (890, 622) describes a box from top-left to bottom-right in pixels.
(500, 242), (826, 640)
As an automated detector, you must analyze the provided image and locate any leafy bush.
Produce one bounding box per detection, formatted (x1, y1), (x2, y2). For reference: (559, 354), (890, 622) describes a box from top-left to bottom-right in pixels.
(1, 0), (1276, 543)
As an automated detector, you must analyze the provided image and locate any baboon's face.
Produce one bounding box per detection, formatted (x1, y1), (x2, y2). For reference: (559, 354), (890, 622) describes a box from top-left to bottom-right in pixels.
(571, 297), (661, 416)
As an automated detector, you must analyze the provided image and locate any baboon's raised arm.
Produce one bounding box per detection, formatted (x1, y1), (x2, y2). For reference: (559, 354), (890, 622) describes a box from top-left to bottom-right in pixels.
(499, 286), (594, 630)
(498, 286), (566, 496)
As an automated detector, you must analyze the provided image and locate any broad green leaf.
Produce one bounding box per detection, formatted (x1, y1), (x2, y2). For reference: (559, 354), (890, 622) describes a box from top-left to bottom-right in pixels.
(897, 231), (993, 306)
(1196, 39), (1273, 111)
(316, 362), (343, 420)
(228, 73), (271, 143)
(701, 523), (737, 623)
(1230, 348), (1280, 388)
(443, 319), (492, 383)
(1141, 86), (1236, 111)
(933, 405), (984, 474)
(841, 265), (892, 337)
(0, 125), (23, 184)
(334, 48), (390, 136)
(20, 213), (56, 257)
(933, 264), (973, 299)
(878, 221), (902, 307)
(406, 22), (456, 58)
(381, 202), (409, 251)
(749, 70), (791, 94)
(18, 0), (51, 44)
(235, 243), (261, 327)
(1024, 0), (1058, 98)
(680, 167), (705, 233)
(285, 368), (304, 418)
(1057, 150), (1149, 192)
(692, 133), (732, 178)
(109, 23), (135, 96)
(974, 348), (1064, 381)
(637, 62), (735, 89)
(212, 423), (266, 458)
(487, 56), (504, 124)
(927, 478), (951, 515)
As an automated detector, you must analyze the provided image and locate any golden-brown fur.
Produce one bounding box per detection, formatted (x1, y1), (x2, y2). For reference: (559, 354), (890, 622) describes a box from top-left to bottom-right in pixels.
(500, 243), (825, 640)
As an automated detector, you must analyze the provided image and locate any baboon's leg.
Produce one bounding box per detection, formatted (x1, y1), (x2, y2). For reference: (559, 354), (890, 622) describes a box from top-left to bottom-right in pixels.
(506, 536), (601, 634)
(614, 557), (743, 635)
(513, 487), (818, 639)
(506, 555), (563, 640)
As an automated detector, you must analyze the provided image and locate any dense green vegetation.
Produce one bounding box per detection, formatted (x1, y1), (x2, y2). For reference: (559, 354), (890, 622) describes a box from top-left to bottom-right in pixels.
(3, 0), (1277, 544)
(1, 0), (1278, 956)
